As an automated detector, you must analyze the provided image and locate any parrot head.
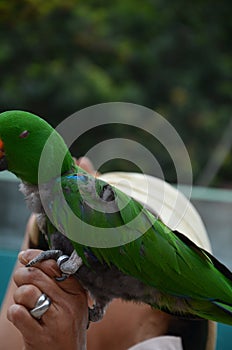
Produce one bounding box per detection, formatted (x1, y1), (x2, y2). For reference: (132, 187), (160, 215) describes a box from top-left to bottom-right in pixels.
(0, 110), (74, 184)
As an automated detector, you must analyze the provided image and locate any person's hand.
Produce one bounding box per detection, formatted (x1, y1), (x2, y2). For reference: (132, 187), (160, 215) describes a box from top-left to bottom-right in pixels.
(7, 249), (88, 350)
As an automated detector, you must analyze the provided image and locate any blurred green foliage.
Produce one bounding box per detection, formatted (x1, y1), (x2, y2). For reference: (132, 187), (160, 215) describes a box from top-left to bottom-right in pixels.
(0, 0), (231, 185)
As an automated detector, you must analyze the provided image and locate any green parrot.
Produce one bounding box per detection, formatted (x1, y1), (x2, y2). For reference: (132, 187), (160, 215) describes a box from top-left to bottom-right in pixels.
(0, 110), (232, 325)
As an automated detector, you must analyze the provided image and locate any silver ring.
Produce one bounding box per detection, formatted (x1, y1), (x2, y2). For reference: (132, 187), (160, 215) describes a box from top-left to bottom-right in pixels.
(30, 293), (51, 319)
(57, 255), (69, 268)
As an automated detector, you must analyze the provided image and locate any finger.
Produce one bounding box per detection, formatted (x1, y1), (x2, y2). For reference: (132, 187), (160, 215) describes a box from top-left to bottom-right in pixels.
(18, 249), (62, 279)
(75, 156), (94, 173)
(7, 304), (42, 337)
(13, 284), (57, 326)
(13, 265), (84, 303)
(18, 250), (86, 295)
(13, 266), (62, 300)
(13, 279), (58, 323)
(18, 249), (42, 265)
(12, 274), (87, 330)
(14, 284), (42, 309)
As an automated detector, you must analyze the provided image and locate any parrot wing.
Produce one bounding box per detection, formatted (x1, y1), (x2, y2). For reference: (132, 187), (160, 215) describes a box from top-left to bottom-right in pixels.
(47, 172), (232, 322)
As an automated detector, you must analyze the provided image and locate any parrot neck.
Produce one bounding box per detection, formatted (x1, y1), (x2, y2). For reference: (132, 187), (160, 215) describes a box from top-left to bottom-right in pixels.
(11, 151), (75, 185)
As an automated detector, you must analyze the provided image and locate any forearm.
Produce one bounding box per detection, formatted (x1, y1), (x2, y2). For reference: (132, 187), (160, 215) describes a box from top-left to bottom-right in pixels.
(0, 232), (29, 349)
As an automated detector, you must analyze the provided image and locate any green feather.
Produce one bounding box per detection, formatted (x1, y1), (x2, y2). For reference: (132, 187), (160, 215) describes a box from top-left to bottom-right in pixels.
(49, 173), (232, 309)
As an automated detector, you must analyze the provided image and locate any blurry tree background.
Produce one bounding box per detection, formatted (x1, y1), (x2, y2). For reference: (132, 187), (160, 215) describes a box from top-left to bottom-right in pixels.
(0, 0), (231, 186)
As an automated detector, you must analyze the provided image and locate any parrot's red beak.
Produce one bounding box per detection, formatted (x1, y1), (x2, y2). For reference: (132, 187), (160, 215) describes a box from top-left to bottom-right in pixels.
(0, 138), (7, 171)
(0, 138), (4, 159)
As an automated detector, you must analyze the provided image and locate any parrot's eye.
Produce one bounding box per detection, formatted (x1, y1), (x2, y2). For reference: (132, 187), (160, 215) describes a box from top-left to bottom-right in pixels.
(19, 130), (30, 138)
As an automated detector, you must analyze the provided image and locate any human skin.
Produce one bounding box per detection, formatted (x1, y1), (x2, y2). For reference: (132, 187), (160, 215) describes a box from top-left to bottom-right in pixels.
(5, 248), (170, 350)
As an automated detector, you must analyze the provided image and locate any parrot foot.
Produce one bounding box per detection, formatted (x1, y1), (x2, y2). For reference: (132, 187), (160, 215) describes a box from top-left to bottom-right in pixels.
(88, 301), (107, 323)
(26, 249), (83, 281)
(57, 250), (83, 279)
(26, 249), (64, 267)
(88, 306), (105, 322)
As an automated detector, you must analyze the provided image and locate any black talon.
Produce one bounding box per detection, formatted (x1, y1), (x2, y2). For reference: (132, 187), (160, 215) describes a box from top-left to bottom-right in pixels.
(55, 274), (69, 282)
(26, 250), (64, 267)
